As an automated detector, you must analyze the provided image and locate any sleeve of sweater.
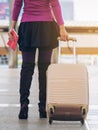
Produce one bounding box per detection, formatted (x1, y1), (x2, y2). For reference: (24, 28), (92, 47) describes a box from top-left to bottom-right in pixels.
(12, 0), (23, 21)
(49, 0), (64, 25)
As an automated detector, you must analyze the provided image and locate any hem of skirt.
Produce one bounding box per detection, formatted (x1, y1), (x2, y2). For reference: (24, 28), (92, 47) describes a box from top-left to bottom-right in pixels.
(19, 45), (58, 52)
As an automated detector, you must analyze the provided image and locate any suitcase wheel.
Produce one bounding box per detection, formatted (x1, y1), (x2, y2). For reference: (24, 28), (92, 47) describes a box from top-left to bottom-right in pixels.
(80, 107), (86, 115)
(50, 108), (54, 114)
(50, 105), (55, 114)
(49, 118), (53, 125)
(82, 108), (86, 115)
(81, 119), (84, 125)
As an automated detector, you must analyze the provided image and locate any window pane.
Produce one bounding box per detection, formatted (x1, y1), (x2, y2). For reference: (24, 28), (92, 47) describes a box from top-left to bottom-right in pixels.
(60, 0), (98, 21)
(60, 0), (74, 20)
(0, 0), (9, 20)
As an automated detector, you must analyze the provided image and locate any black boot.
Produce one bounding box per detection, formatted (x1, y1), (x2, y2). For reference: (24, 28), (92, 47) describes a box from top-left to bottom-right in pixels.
(19, 62), (35, 119)
(38, 63), (50, 118)
(38, 103), (47, 118)
(18, 103), (28, 119)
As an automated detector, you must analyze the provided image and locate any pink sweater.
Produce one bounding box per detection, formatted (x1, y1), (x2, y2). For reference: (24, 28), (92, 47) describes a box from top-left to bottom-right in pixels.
(12, 0), (64, 25)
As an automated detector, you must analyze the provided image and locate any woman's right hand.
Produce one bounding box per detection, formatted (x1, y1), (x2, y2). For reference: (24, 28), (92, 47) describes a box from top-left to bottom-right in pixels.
(59, 25), (69, 41)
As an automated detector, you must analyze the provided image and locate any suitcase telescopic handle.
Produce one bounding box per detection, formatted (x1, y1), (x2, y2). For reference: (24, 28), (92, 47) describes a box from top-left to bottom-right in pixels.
(57, 36), (77, 64)
(68, 37), (77, 42)
(57, 36), (77, 42)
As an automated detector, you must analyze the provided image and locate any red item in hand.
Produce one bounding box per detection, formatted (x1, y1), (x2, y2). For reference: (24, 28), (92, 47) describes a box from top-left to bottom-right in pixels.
(7, 29), (18, 51)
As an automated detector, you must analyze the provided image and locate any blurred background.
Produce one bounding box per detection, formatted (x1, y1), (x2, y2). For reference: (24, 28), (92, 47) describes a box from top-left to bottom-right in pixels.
(0, 1), (98, 129)
(1, 0), (98, 67)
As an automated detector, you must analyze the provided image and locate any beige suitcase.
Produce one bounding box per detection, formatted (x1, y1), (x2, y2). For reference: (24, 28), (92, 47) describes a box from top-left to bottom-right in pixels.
(46, 39), (89, 125)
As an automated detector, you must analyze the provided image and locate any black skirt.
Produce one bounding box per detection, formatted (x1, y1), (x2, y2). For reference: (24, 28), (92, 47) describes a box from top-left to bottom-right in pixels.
(18, 21), (60, 51)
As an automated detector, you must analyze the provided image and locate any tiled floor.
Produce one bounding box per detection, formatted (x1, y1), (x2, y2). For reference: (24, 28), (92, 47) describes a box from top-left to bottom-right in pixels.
(0, 65), (98, 130)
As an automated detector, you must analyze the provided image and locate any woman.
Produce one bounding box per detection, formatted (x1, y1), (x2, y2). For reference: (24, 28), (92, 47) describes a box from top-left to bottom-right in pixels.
(8, 0), (68, 119)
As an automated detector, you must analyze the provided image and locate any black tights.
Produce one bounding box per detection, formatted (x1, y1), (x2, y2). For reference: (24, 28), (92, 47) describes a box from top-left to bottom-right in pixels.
(22, 48), (52, 64)
(20, 48), (52, 111)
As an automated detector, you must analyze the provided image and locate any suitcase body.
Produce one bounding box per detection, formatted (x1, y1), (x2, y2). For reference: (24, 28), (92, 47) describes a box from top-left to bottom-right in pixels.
(46, 39), (89, 124)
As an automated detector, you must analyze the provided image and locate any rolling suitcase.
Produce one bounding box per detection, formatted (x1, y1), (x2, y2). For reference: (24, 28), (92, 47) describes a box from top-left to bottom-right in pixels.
(46, 38), (89, 125)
